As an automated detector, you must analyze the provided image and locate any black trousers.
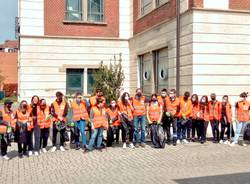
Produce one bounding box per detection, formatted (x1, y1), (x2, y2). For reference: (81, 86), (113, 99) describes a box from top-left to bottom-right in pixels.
(162, 115), (177, 142)
(210, 119), (220, 141)
(33, 125), (41, 151)
(27, 130), (33, 151)
(220, 119), (235, 140)
(40, 128), (50, 149)
(0, 137), (8, 156)
(121, 121), (134, 143)
(18, 143), (27, 154)
(52, 124), (66, 146)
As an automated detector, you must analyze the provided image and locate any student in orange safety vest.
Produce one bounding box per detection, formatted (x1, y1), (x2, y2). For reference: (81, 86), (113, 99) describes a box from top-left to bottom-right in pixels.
(208, 93), (221, 143)
(86, 98), (108, 151)
(132, 88), (147, 148)
(190, 94), (200, 142)
(89, 88), (106, 108)
(71, 92), (89, 150)
(117, 92), (135, 149)
(15, 100), (32, 157)
(50, 91), (69, 152)
(231, 92), (250, 146)
(165, 89), (180, 146)
(38, 99), (51, 153)
(0, 99), (15, 160)
(107, 100), (121, 146)
(147, 94), (163, 148)
(199, 95), (210, 143)
(219, 95), (234, 144)
(177, 91), (192, 144)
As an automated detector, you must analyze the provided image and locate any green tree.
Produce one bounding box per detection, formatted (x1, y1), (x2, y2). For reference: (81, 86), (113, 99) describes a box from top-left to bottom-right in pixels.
(93, 53), (125, 105)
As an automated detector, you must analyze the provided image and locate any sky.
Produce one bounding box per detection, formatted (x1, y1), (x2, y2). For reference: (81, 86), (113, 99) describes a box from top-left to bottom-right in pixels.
(0, 0), (18, 44)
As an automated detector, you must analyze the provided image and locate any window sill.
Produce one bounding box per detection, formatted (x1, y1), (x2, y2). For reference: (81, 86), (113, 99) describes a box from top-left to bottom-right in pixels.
(138, 1), (170, 21)
(63, 20), (107, 26)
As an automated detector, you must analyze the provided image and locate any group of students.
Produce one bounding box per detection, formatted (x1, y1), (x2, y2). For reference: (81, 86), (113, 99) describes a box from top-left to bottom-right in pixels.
(0, 88), (250, 160)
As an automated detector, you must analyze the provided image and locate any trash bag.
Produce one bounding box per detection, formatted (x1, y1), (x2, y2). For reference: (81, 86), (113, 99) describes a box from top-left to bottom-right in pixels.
(106, 126), (114, 147)
(243, 123), (250, 141)
(63, 131), (70, 142)
(150, 123), (166, 148)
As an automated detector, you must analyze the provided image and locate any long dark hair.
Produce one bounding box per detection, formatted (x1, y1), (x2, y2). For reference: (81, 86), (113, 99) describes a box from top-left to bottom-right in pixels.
(199, 95), (209, 111)
(31, 95), (40, 106)
(121, 92), (130, 105)
(191, 94), (199, 106)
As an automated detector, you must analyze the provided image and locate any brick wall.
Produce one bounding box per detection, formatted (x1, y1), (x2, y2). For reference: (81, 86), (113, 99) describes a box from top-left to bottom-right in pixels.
(44, 0), (119, 37)
(229, 0), (250, 10)
(133, 0), (176, 35)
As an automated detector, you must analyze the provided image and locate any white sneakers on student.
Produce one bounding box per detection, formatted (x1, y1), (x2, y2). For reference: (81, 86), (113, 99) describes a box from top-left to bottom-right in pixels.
(28, 151), (33, 156)
(123, 143), (127, 149)
(129, 143), (135, 149)
(51, 146), (57, 152)
(219, 140), (224, 144)
(34, 151), (39, 156)
(60, 146), (65, 152)
(42, 148), (47, 153)
(3, 155), (10, 160)
(182, 139), (189, 144)
(176, 139), (181, 144)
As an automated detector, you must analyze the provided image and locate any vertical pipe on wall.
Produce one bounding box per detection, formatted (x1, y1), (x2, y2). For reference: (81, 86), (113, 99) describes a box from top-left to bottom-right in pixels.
(176, 0), (181, 96)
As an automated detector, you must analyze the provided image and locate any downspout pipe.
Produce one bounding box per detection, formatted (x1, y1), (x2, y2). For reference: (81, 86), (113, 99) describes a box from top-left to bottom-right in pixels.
(176, 0), (181, 96)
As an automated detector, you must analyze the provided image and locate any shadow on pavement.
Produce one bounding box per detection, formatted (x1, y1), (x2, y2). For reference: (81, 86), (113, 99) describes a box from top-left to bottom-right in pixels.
(174, 172), (250, 184)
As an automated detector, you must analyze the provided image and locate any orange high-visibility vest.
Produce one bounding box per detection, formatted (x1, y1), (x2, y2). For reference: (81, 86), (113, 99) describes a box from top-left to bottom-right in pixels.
(1, 108), (16, 128)
(179, 98), (192, 118)
(157, 96), (168, 111)
(219, 102), (232, 123)
(166, 97), (180, 117)
(236, 101), (250, 122)
(16, 109), (32, 131)
(148, 104), (161, 123)
(107, 108), (120, 126)
(117, 100), (133, 121)
(71, 101), (89, 122)
(92, 107), (108, 129)
(37, 106), (51, 129)
(52, 100), (67, 122)
(199, 104), (210, 121)
(208, 101), (220, 120)
(191, 104), (199, 119)
(132, 96), (146, 116)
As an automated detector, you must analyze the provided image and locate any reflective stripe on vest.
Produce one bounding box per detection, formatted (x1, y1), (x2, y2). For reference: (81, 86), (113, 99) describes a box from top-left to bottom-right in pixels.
(148, 104), (161, 122)
(132, 96), (146, 116)
(37, 106), (51, 129)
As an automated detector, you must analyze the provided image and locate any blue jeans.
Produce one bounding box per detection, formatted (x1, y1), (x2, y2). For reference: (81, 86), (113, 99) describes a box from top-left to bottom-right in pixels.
(87, 128), (104, 150)
(177, 119), (187, 140)
(74, 120), (87, 146)
(134, 116), (146, 144)
(234, 122), (248, 143)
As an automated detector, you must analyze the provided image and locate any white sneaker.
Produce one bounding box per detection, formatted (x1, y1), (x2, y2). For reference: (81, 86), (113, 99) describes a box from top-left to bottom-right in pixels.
(60, 146), (65, 152)
(123, 143), (127, 149)
(177, 139), (181, 144)
(28, 151), (33, 156)
(219, 140), (224, 144)
(129, 143), (135, 149)
(34, 152), (39, 156)
(242, 143), (247, 147)
(51, 146), (57, 152)
(3, 155), (10, 160)
(182, 139), (189, 144)
(230, 142), (237, 147)
(42, 148), (47, 153)
(223, 140), (229, 145)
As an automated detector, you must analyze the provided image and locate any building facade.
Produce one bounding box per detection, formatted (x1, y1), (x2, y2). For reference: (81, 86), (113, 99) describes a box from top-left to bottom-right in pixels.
(18, 0), (250, 103)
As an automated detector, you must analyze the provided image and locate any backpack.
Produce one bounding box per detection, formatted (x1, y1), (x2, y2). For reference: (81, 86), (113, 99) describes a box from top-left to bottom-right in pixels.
(243, 123), (250, 141)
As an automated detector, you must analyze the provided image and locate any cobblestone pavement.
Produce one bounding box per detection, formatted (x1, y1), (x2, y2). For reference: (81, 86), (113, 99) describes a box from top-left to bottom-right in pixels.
(1, 140), (250, 184)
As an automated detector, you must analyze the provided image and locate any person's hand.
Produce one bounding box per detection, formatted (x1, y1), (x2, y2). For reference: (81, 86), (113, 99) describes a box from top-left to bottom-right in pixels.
(165, 112), (171, 117)
(182, 114), (186, 120)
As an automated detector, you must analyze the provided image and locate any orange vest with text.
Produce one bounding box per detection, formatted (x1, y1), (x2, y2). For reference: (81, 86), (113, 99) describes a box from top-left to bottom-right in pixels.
(236, 101), (250, 122)
(52, 100), (67, 122)
(166, 97), (180, 117)
(92, 107), (108, 129)
(132, 96), (146, 116)
(148, 103), (161, 123)
(191, 103), (200, 119)
(219, 102), (232, 123)
(117, 100), (133, 121)
(208, 101), (220, 120)
(107, 107), (120, 126)
(199, 104), (210, 121)
(37, 106), (51, 129)
(179, 97), (192, 118)
(16, 109), (32, 131)
(1, 108), (16, 129)
(71, 101), (89, 122)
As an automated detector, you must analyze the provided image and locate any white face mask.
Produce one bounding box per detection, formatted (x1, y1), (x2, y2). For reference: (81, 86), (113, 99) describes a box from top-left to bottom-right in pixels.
(125, 96), (129, 100)
(222, 99), (227, 103)
(111, 103), (116, 107)
(161, 93), (167, 97)
(201, 99), (206, 103)
(192, 97), (196, 102)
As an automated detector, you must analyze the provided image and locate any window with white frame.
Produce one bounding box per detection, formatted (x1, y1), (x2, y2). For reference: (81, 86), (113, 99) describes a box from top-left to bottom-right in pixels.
(65, 0), (104, 22)
(141, 0), (153, 16)
(155, 0), (169, 7)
